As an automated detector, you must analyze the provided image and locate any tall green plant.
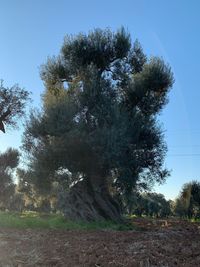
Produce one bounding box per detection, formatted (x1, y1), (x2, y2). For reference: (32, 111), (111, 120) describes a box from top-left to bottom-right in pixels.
(23, 28), (174, 222)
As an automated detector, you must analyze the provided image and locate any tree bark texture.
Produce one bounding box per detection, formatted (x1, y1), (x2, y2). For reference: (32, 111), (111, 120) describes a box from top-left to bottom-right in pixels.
(59, 175), (123, 223)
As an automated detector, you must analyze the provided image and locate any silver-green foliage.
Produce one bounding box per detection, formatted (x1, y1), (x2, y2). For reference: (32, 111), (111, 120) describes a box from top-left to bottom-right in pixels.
(23, 28), (174, 197)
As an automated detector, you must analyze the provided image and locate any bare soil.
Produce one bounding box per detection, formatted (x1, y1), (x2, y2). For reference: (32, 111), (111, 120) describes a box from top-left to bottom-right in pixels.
(0, 218), (200, 266)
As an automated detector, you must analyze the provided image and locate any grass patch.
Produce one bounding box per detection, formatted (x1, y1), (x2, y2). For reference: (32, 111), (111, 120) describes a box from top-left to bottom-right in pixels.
(0, 211), (136, 231)
(190, 217), (200, 223)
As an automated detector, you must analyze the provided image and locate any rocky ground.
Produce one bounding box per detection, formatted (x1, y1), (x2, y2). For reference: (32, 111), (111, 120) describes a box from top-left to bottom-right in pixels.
(0, 218), (200, 266)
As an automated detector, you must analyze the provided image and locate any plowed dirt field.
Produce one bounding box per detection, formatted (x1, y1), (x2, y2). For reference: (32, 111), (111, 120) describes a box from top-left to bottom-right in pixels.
(0, 218), (199, 266)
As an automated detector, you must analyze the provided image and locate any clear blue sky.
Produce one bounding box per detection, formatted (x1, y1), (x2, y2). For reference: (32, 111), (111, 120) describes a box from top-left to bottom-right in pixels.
(0, 0), (200, 200)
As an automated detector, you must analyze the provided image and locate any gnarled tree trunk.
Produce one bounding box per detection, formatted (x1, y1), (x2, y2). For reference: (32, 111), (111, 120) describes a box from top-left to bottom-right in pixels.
(58, 175), (123, 223)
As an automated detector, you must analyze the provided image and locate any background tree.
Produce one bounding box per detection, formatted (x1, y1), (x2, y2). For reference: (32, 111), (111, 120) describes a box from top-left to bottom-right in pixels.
(0, 81), (29, 133)
(124, 191), (171, 217)
(174, 181), (200, 218)
(0, 81), (29, 211)
(23, 28), (174, 222)
(17, 168), (58, 212)
(17, 168), (38, 211)
(0, 148), (19, 210)
(8, 192), (25, 212)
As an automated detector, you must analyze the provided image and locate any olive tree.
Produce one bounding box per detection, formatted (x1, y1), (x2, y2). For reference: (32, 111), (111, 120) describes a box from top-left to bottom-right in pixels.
(23, 28), (174, 222)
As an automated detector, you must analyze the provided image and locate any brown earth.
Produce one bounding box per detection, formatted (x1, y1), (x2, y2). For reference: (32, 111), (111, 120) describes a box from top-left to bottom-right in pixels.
(0, 218), (200, 266)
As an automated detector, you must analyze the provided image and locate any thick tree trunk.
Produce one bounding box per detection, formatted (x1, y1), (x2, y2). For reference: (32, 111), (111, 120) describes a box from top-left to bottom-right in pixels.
(59, 175), (123, 223)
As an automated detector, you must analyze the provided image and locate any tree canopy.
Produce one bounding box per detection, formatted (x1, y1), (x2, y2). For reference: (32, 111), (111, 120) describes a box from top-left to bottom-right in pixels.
(0, 81), (29, 133)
